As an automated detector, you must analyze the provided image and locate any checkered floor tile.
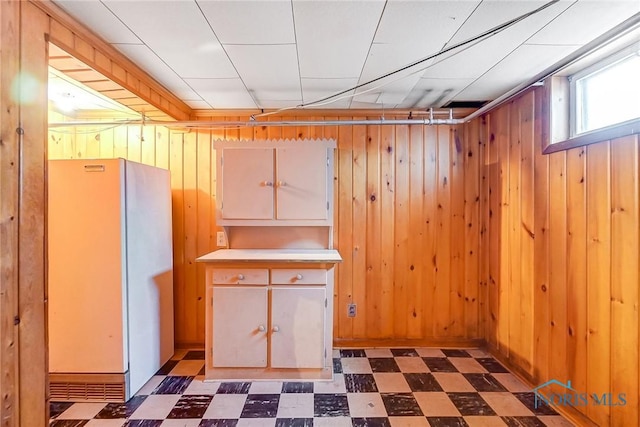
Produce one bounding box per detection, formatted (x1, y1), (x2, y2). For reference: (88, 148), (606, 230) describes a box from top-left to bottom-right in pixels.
(49, 348), (575, 426)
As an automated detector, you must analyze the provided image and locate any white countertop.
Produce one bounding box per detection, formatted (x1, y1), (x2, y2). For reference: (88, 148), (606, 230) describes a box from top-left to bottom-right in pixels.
(196, 248), (342, 263)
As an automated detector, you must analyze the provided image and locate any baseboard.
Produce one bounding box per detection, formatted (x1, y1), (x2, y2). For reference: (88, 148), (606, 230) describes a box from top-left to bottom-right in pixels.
(175, 341), (205, 349)
(485, 343), (598, 427)
(333, 337), (485, 348)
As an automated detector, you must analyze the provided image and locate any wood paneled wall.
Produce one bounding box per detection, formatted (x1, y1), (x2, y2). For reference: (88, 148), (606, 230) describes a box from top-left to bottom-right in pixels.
(474, 86), (640, 426)
(1, 1), (49, 425)
(48, 114), (483, 347)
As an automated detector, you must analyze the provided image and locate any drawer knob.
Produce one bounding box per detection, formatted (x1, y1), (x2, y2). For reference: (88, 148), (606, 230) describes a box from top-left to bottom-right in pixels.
(277, 181), (287, 187)
(258, 325), (266, 332)
(272, 325), (280, 333)
(237, 274), (245, 281)
(296, 273), (303, 280)
(263, 181), (273, 187)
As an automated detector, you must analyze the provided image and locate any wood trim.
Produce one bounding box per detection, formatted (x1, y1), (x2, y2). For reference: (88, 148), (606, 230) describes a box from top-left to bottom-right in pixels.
(18, 3), (49, 426)
(194, 109), (478, 119)
(333, 338), (486, 348)
(544, 118), (640, 154)
(1, 2), (22, 425)
(29, 0), (192, 121)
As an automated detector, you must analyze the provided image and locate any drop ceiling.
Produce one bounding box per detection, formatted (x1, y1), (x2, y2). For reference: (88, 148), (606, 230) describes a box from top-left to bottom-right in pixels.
(51, 0), (640, 111)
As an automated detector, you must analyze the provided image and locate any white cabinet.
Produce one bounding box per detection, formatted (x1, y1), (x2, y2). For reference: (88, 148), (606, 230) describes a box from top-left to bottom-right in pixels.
(205, 265), (334, 379)
(215, 140), (335, 225)
(271, 287), (326, 368)
(210, 287), (268, 368)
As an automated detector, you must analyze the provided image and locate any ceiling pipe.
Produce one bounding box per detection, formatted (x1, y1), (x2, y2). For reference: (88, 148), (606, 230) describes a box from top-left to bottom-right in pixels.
(48, 117), (464, 128)
(462, 11), (640, 123)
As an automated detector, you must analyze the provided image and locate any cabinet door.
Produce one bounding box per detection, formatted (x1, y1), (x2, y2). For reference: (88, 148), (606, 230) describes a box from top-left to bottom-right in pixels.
(221, 148), (274, 219)
(271, 287), (326, 368)
(212, 287), (268, 367)
(276, 145), (328, 220)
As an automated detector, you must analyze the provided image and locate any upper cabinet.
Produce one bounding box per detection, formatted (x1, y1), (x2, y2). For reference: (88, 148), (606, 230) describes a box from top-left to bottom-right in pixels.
(215, 140), (336, 226)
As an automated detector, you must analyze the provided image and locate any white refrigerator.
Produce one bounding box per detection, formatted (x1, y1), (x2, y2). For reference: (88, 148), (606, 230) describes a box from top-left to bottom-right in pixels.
(48, 158), (174, 402)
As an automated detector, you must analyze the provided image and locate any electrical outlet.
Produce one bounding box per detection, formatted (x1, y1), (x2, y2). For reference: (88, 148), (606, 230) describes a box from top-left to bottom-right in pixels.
(216, 231), (226, 247)
(347, 303), (357, 318)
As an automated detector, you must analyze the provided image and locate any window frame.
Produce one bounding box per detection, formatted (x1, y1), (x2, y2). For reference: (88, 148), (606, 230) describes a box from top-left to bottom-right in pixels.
(543, 41), (640, 155)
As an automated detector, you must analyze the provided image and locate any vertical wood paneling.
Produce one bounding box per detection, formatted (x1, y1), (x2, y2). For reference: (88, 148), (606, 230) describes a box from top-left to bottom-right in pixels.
(610, 135), (639, 427)
(49, 114), (484, 348)
(519, 94), (535, 373)
(497, 106), (511, 353)
(182, 131), (198, 344)
(336, 120), (353, 339)
(169, 131), (185, 342)
(508, 101), (522, 363)
(196, 130), (213, 343)
(18, 4), (49, 423)
(476, 86), (640, 426)
(566, 146), (588, 404)
(365, 124), (383, 338)
(464, 122), (480, 338)
(532, 90), (550, 382)
(548, 150), (568, 395)
(379, 125), (395, 339)
(1, 2), (21, 420)
(394, 125), (409, 339)
(351, 123), (368, 339)
(423, 126), (438, 337)
(586, 141), (611, 426)
(435, 126), (451, 336)
(408, 125), (424, 338)
(450, 127), (465, 337)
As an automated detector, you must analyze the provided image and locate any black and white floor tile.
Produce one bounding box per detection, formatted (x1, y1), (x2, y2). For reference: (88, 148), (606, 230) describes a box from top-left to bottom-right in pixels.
(49, 348), (575, 426)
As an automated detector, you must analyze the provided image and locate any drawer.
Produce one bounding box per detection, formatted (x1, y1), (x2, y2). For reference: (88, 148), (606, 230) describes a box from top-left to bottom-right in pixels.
(212, 269), (269, 285)
(271, 269), (327, 285)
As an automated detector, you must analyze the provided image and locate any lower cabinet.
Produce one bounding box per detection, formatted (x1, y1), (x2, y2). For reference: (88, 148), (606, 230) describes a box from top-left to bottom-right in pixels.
(270, 287), (326, 369)
(210, 286), (268, 368)
(205, 266), (333, 380)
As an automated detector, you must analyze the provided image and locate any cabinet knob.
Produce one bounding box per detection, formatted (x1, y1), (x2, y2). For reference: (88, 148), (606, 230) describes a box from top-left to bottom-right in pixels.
(272, 325), (280, 332)
(258, 325), (266, 332)
(237, 274), (245, 281)
(263, 181), (273, 187)
(277, 181), (287, 187)
(296, 273), (303, 280)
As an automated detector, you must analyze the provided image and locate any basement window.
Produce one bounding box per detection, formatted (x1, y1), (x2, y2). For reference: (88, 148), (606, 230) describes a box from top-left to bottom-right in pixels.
(544, 40), (640, 154)
(571, 46), (640, 136)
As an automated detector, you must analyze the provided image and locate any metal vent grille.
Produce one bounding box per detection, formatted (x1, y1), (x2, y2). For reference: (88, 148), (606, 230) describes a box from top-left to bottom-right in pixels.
(50, 380), (125, 402)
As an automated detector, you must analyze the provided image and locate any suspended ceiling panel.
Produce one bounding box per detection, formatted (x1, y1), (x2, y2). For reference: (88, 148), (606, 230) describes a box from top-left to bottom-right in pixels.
(52, 0), (640, 111)
(198, 0), (295, 45)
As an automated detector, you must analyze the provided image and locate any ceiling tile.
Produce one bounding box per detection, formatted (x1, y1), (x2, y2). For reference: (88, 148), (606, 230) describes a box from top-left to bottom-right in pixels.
(185, 78), (257, 109)
(454, 44), (579, 101)
(112, 44), (201, 100)
(420, 0), (572, 80)
(103, 0), (237, 78)
(224, 44), (300, 98)
(397, 78), (475, 109)
(447, 1), (571, 45)
(527, 0), (640, 45)
(301, 78), (358, 106)
(53, 0), (141, 44)
(294, 0), (385, 78)
(197, 0), (295, 44)
(374, 0), (479, 46)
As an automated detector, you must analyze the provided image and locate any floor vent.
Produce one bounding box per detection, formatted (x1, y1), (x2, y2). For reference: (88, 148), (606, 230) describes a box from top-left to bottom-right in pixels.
(50, 377), (126, 402)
